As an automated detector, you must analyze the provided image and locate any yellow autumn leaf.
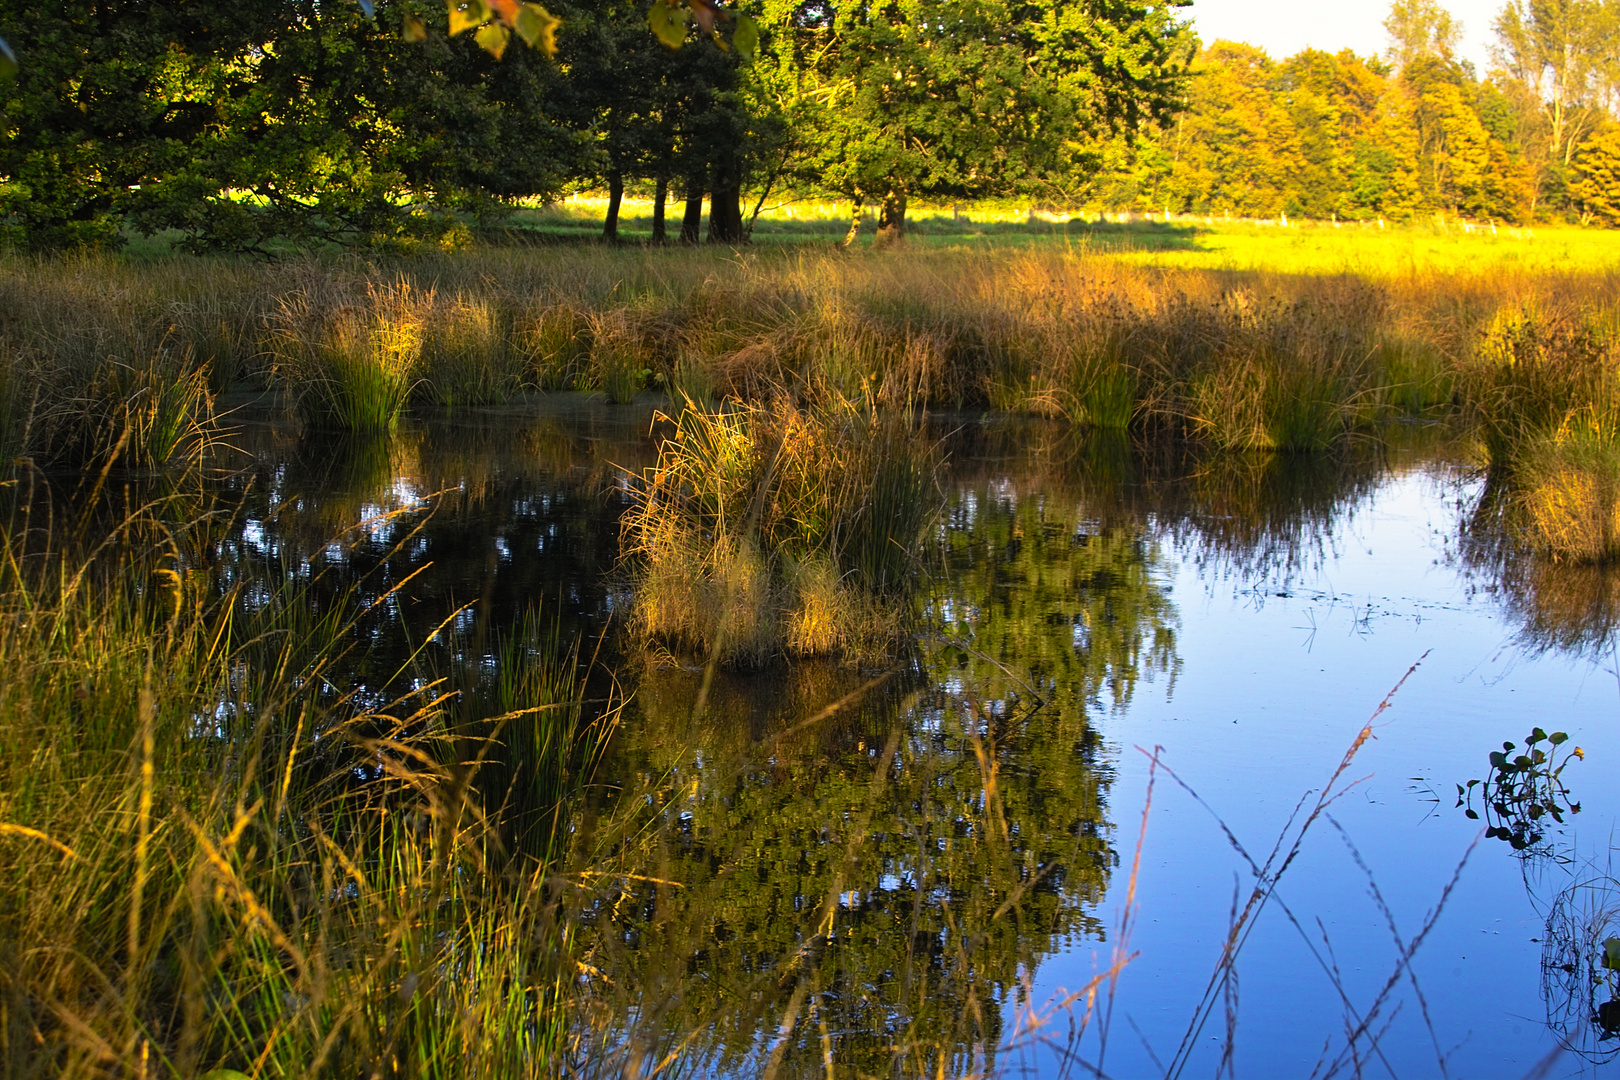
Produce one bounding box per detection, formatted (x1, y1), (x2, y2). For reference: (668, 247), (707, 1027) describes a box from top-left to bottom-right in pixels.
(648, 0), (689, 50)
(448, 0), (489, 35)
(403, 14), (428, 41)
(475, 20), (512, 57)
(514, 2), (562, 57)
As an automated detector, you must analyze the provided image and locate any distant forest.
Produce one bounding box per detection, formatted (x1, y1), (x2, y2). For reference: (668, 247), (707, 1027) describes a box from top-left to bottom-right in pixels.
(0, 0), (1615, 252)
(1079, 12), (1620, 227)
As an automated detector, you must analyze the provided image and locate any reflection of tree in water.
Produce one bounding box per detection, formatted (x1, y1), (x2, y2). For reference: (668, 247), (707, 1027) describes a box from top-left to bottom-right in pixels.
(938, 420), (1393, 589)
(578, 426), (1192, 1076)
(581, 665), (1116, 1078)
(1461, 475), (1620, 662)
(933, 430), (1182, 712)
(210, 412), (655, 684)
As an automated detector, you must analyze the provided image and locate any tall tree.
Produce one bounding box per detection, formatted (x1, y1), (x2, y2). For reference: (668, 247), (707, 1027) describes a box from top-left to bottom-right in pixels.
(1571, 126), (1620, 224)
(1491, 0), (1619, 210)
(1383, 0), (1462, 70)
(789, 0), (1191, 242)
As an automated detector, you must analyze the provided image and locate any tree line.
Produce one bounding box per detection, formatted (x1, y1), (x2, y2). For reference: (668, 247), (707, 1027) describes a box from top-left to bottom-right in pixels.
(2, 0), (1615, 254)
(1079, 0), (1620, 226)
(0, 0), (1190, 251)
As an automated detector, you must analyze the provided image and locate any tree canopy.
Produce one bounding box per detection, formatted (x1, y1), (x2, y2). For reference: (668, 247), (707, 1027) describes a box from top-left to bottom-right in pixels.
(0, 0), (1191, 249)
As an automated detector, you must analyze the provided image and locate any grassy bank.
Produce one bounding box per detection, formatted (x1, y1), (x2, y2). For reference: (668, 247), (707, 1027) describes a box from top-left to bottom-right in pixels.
(1, 238), (1617, 554)
(0, 489), (616, 1078)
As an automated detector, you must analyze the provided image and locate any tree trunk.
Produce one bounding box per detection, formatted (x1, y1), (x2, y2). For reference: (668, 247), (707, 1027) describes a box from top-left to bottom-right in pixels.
(602, 171), (624, 242)
(875, 193), (907, 246)
(680, 177), (705, 244)
(651, 175), (669, 244)
(841, 198), (864, 247)
(707, 154), (745, 243)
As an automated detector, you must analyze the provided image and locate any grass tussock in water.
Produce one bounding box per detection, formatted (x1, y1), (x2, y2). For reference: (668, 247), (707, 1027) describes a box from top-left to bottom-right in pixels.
(621, 394), (937, 666)
(0, 489), (615, 1079)
(1452, 301), (1620, 562)
(1518, 423), (1620, 562)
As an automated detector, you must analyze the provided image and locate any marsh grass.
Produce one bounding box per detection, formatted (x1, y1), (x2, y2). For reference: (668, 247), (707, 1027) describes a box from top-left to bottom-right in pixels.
(273, 280), (426, 432)
(4, 245), (1619, 570)
(621, 394), (937, 666)
(0, 247), (1613, 446)
(0, 478), (617, 1080)
(417, 294), (522, 408)
(1448, 302), (1620, 561)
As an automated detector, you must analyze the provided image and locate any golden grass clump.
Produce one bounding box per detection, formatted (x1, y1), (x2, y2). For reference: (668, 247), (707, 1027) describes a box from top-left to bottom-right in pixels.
(621, 394), (934, 665)
(1518, 422), (1620, 562)
(274, 279), (426, 431)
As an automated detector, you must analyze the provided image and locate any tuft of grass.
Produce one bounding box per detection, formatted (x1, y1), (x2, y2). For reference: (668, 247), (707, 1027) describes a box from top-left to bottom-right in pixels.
(417, 294), (521, 408)
(621, 394), (936, 665)
(518, 302), (594, 391)
(0, 484), (616, 1080)
(587, 309), (653, 405)
(275, 281), (425, 432)
(1517, 420), (1620, 562)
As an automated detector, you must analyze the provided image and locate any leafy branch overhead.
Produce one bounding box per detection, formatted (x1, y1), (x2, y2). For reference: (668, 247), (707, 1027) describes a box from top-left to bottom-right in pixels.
(445, 0), (563, 58)
(647, 0), (759, 59)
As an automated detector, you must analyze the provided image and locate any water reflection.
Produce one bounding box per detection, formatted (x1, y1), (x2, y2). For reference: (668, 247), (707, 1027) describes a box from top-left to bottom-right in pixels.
(581, 665), (1115, 1077)
(25, 406), (1620, 1075)
(1461, 476), (1620, 661)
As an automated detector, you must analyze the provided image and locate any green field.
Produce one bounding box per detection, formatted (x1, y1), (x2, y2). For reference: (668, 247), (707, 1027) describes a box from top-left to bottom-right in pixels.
(498, 196), (1620, 275)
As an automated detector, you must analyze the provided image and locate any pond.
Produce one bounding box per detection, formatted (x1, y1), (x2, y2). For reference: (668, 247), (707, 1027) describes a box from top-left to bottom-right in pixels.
(191, 401), (1620, 1076)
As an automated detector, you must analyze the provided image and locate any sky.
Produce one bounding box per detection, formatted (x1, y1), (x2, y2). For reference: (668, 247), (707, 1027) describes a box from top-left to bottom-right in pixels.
(1185, 0), (1504, 72)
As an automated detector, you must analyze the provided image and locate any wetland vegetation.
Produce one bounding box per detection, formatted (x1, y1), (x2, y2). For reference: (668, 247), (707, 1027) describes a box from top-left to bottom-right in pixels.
(4, 222), (1620, 1077)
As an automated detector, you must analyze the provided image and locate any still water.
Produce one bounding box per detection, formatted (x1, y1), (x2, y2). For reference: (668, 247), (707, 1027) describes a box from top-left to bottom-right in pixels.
(211, 401), (1619, 1078)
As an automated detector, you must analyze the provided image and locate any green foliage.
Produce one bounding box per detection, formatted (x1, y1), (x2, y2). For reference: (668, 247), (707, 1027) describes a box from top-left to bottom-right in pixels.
(1456, 727), (1582, 853)
(0, 0), (581, 252)
(1573, 128), (1620, 226)
(780, 0), (1194, 238)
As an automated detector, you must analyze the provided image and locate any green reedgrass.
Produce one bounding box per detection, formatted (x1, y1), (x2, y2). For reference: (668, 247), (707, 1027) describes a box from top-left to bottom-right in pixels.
(417, 294), (524, 409)
(0, 490), (615, 1080)
(621, 394), (937, 666)
(275, 281), (425, 432)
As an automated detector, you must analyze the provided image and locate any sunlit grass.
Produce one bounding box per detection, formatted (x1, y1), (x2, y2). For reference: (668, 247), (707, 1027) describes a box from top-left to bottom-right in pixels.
(0, 489), (617, 1078)
(621, 394), (936, 666)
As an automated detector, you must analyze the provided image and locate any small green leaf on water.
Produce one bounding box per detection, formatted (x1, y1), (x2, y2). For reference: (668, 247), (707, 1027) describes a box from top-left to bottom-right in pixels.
(1603, 937), (1620, 970)
(648, 0), (690, 49)
(732, 14), (759, 59)
(0, 38), (16, 81)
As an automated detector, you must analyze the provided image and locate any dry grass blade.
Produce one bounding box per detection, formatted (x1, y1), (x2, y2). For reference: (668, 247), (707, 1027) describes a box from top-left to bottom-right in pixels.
(1158, 652), (1430, 1079)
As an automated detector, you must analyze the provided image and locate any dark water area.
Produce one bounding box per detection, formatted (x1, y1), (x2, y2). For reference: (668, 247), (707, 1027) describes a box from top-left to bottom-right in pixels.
(32, 398), (1620, 1077)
